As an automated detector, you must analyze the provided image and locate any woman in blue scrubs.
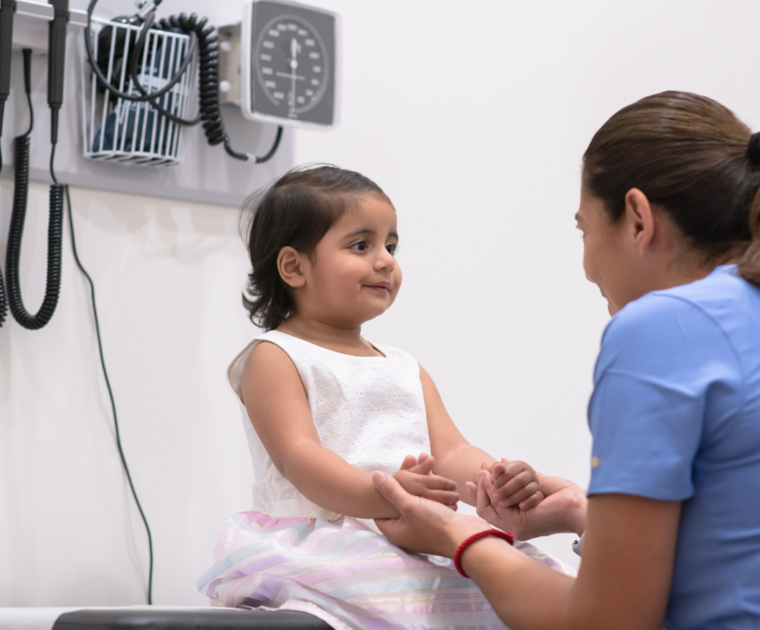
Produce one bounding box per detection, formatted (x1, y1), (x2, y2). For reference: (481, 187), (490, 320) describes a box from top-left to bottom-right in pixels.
(371, 91), (760, 630)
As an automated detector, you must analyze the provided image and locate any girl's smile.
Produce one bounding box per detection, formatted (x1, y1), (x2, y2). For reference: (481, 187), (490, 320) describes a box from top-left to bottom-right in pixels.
(365, 281), (391, 294)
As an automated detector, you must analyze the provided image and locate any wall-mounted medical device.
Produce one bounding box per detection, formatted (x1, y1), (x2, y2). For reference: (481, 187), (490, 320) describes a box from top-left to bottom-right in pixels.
(82, 0), (282, 166)
(239, 0), (340, 128)
(78, 0), (340, 167)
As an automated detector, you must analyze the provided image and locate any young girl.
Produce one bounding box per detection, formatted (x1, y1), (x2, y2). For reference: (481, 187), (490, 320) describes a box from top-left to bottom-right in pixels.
(197, 166), (572, 629)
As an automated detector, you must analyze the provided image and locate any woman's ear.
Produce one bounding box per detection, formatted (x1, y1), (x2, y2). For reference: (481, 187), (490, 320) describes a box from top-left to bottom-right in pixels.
(624, 188), (656, 255)
(277, 247), (307, 289)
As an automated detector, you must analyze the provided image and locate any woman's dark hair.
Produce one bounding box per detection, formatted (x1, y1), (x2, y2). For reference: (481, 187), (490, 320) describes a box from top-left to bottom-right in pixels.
(242, 164), (390, 330)
(583, 90), (760, 287)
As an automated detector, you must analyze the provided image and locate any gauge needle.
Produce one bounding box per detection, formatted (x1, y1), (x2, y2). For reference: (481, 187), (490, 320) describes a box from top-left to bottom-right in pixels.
(290, 38), (301, 67)
(289, 37), (301, 114)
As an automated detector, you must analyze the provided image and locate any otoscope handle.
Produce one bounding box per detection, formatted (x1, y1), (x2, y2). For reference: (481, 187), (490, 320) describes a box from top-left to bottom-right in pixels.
(0, 0), (16, 102)
(47, 0), (68, 119)
(22, 47), (31, 93)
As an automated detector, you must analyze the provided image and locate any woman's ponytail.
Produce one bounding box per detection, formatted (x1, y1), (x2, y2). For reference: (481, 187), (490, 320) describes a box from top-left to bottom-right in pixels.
(738, 133), (760, 288)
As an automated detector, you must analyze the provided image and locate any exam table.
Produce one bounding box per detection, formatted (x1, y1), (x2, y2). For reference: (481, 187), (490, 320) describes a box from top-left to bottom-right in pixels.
(0, 607), (332, 630)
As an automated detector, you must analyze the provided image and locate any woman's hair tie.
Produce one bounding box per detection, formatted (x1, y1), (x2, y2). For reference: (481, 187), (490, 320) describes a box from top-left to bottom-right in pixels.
(748, 132), (760, 165)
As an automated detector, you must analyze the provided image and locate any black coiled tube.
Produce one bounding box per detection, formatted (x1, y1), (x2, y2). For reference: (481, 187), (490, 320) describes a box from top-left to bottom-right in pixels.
(0, 96), (7, 326)
(0, 264), (7, 327)
(155, 13), (282, 162)
(157, 14), (224, 145)
(5, 135), (64, 330)
(0, 145), (6, 325)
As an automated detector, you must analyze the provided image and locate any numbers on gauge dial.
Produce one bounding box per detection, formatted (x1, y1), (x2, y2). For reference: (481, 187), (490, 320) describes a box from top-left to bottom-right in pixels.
(256, 15), (329, 117)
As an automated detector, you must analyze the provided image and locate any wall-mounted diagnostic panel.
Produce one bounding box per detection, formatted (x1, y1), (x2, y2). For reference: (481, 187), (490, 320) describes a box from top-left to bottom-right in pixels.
(1, 0), (342, 208)
(241, 0), (340, 128)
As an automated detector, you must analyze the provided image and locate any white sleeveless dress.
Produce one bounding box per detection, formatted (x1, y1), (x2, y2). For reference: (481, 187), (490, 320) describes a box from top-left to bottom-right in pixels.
(197, 331), (572, 630)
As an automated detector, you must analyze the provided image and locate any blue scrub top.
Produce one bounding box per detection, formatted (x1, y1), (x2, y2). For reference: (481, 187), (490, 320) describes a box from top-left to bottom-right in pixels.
(587, 265), (760, 630)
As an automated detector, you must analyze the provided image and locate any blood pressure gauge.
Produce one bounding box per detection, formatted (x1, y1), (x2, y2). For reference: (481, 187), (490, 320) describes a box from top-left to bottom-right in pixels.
(241, 0), (340, 128)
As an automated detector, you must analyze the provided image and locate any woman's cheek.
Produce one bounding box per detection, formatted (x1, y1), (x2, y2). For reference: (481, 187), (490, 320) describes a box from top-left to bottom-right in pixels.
(582, 246), (614, 312)
(582, 246), (597, 286)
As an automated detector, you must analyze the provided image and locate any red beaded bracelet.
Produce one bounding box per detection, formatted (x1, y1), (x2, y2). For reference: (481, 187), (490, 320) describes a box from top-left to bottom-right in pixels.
(454, 529), (514, 578)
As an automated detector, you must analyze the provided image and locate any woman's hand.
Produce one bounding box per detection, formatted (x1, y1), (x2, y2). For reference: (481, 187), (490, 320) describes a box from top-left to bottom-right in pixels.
(373, 471), (486, 557)
(466, 463), (587, 540)
(394, 453), (460, 510)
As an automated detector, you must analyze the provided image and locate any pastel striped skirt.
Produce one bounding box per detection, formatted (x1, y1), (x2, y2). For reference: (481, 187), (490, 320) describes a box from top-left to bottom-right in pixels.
(197, 511), (574, 630)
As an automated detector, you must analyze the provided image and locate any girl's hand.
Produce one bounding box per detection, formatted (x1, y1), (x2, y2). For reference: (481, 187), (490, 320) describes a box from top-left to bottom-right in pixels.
(394, 453), (460, 509)
(467, 467), (587, 540)
(489, 459), (544, 510)
(397, 452), (435, 476)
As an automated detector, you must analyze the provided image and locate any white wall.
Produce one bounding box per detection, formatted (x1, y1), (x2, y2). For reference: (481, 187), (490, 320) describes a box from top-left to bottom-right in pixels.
(2, 0), (760, 608)
(0, 182), (259, 605)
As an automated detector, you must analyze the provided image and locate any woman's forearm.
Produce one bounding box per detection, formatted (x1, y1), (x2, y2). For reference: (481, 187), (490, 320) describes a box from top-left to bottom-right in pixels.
(282, 441), (400, 518)
(459, 494), (676, 630)
(462, 538), (581, 630)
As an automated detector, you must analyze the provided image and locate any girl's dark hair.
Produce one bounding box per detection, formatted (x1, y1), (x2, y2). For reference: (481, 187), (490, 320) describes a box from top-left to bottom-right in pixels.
(242, 164), (389, 330)
(583, 90), (760, 287)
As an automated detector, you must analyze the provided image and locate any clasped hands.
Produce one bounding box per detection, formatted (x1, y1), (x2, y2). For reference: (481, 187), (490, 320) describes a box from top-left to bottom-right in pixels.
(382, 454), (587, 557)
(393, 452), (543, 519)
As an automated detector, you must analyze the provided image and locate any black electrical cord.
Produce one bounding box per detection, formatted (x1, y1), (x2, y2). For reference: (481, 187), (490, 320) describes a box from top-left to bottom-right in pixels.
(253, 126), (283, 164)
(0, 167), (6, 325)
(0, 0), (16, 327)
(126, 10), (200, 127)
(84, 0), (283, 162)
(0, 124), (6, 326)
(0, 99), (7, 327)
(5, 49), (65, 330)
(64, 184), (155, 605)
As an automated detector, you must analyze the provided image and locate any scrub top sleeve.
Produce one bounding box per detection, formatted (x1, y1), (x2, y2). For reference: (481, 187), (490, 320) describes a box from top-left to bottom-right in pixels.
(587, 295), (743, 501)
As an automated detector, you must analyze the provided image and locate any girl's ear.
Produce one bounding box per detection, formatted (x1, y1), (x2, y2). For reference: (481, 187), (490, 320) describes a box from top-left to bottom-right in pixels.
(278, 246), (307, 289)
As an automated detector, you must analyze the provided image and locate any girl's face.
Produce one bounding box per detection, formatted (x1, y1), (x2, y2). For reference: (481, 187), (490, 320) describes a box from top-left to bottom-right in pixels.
(299, 194), (402, 327)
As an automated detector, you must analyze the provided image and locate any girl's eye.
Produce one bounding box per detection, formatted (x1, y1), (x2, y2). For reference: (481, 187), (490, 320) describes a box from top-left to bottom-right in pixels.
(351, 241), (368, 251)
(386, 243), (397, 255)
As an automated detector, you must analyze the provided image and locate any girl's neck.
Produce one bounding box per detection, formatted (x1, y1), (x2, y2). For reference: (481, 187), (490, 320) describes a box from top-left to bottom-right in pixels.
(277, 314), (381, 357)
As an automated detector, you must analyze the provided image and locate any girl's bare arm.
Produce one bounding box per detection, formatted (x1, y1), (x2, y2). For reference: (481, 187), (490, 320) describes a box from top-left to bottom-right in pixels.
(421, 366), (542, 507)
(420, 365), (497, 505)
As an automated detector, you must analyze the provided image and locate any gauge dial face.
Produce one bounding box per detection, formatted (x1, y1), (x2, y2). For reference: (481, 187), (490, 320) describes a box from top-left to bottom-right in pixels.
(256, 15), (329, 118)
